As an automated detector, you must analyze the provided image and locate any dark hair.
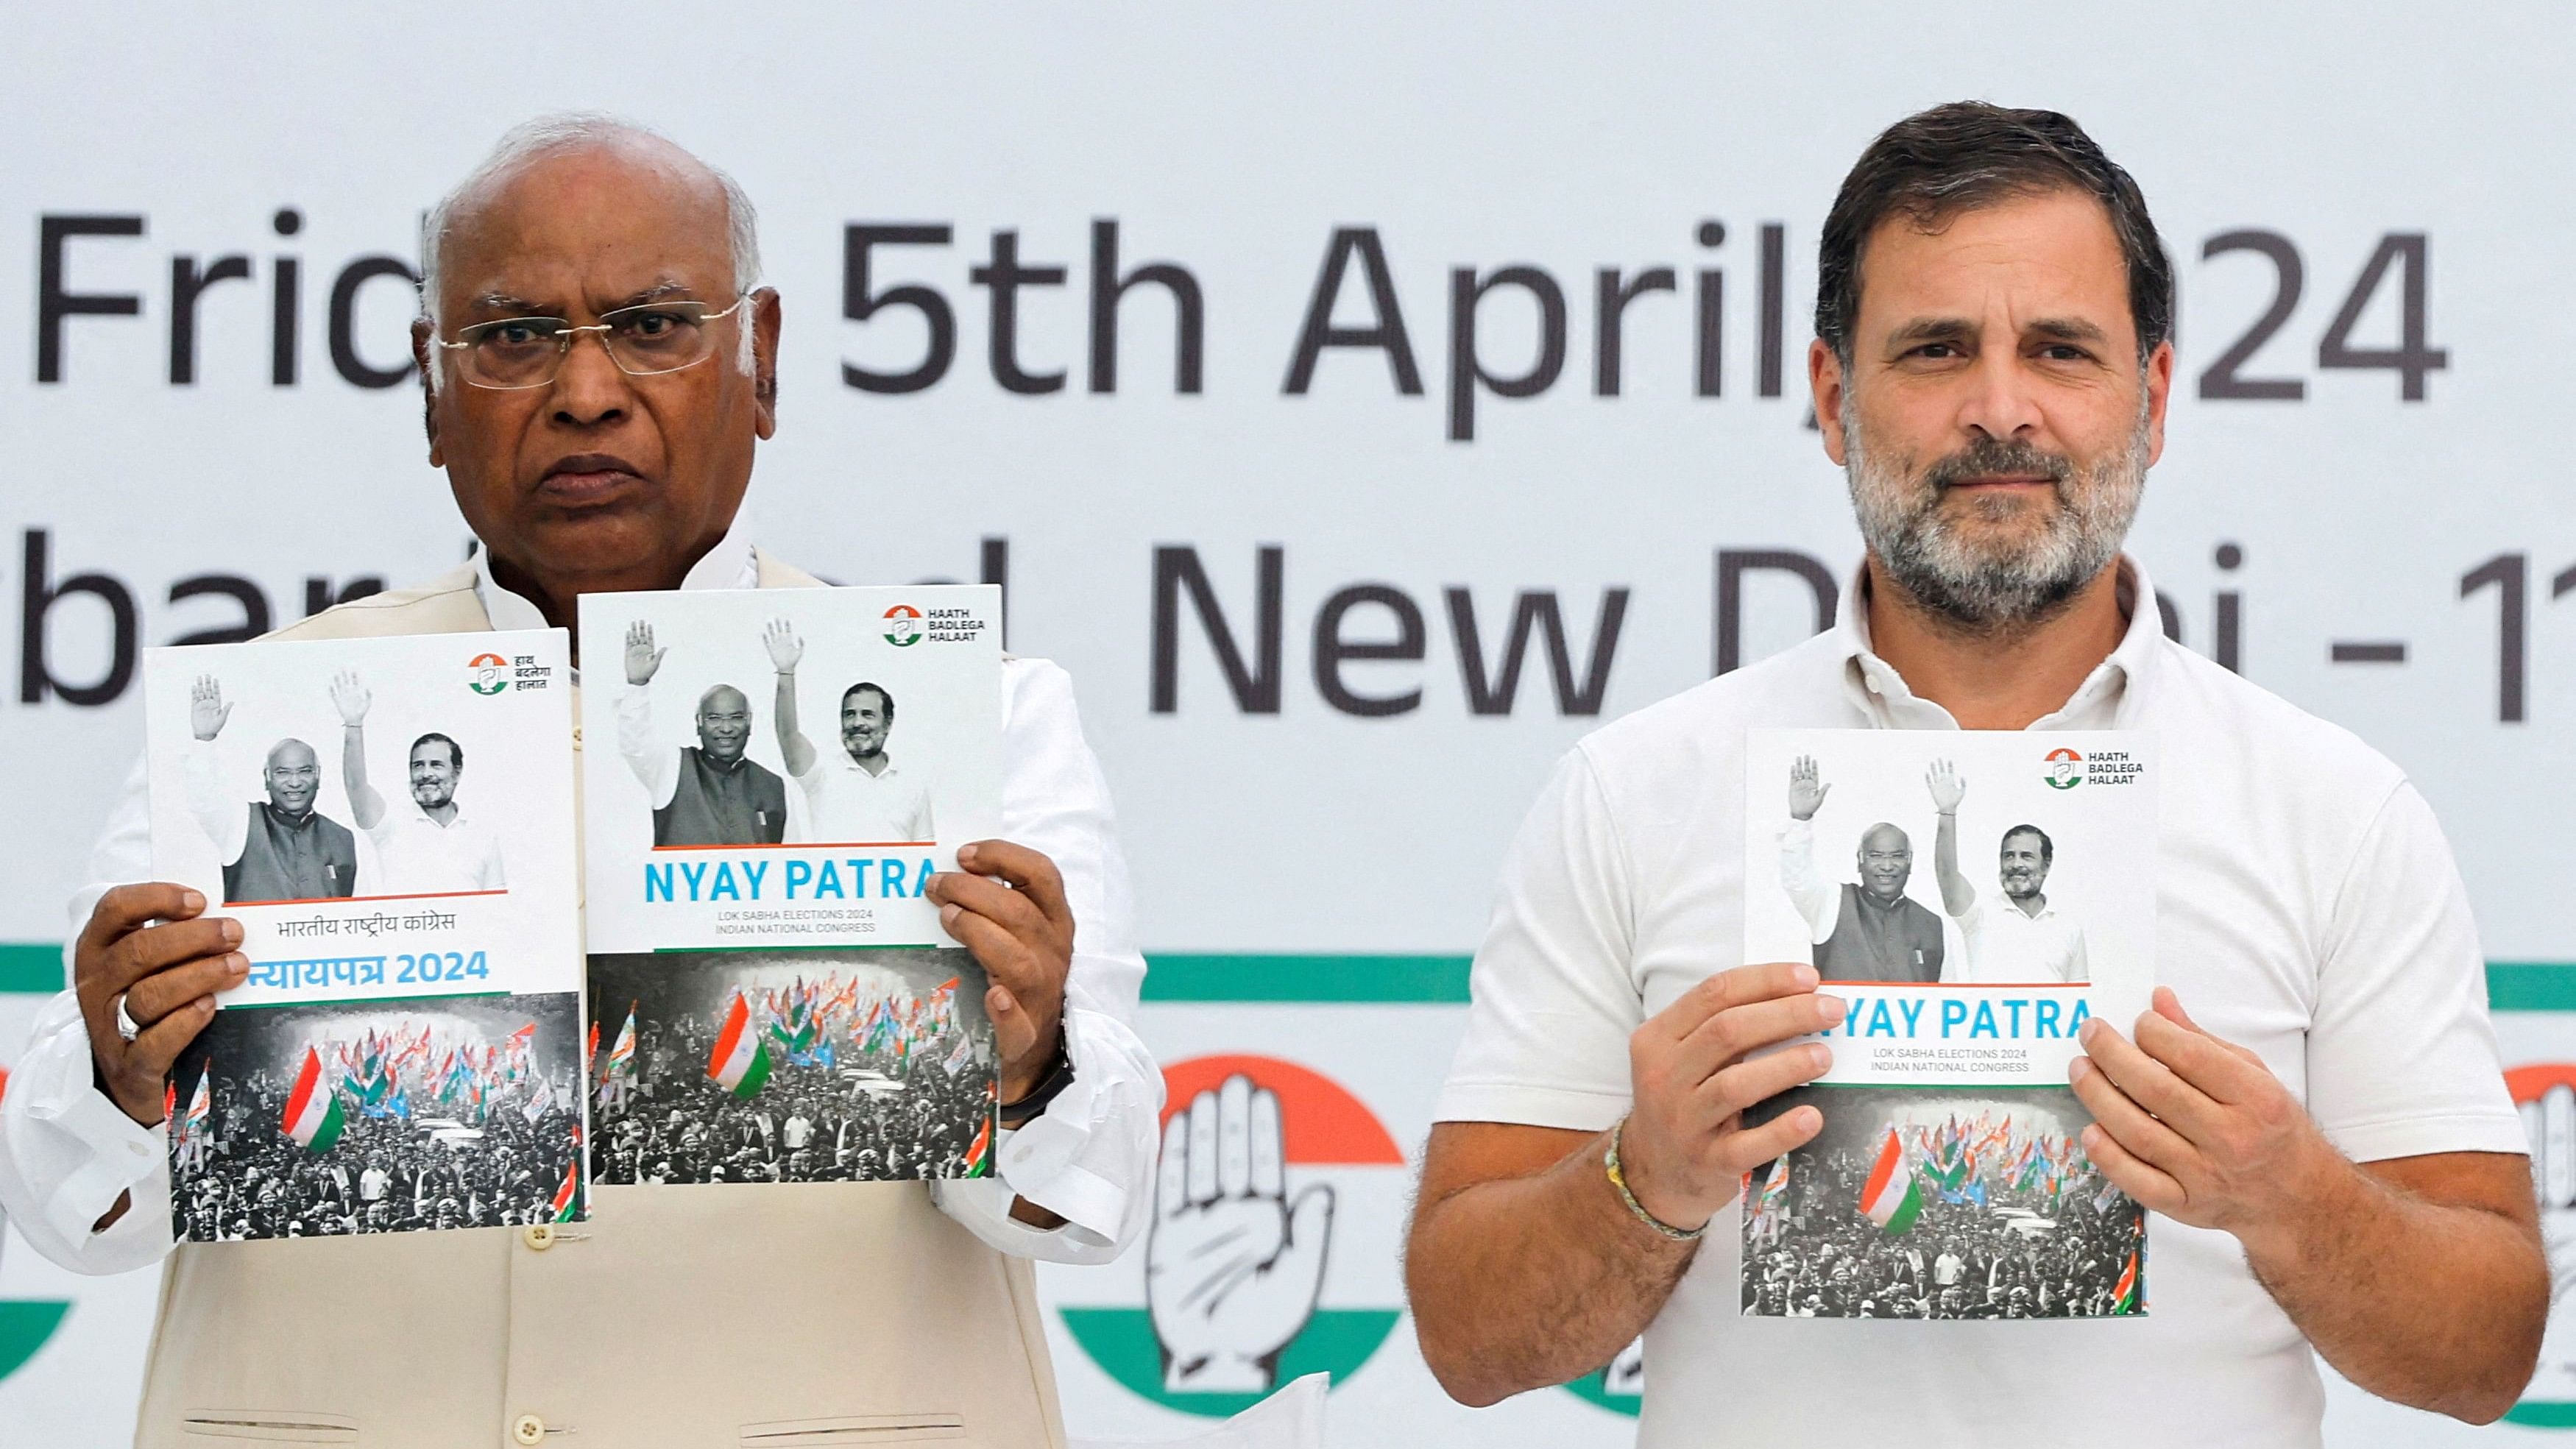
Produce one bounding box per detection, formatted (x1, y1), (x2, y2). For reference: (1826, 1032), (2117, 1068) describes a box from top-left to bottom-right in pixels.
(410, 732), (464, 771)
(1816, 102), (2172, 364)
(2000, 823), (2053, 865)
(840, 681), (894, 723)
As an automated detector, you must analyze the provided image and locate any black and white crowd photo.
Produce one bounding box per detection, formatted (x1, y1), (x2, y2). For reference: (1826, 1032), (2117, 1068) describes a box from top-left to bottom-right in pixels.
(1740, 1084), (2146, 1319)
(586, 948), (998, 1186)
(166, 991), (585, 1242)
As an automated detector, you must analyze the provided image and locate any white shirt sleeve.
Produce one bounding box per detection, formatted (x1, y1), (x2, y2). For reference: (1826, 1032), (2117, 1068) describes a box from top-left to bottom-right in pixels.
(614, 686), (680, 809)
(1432, 747), (1640, 1130)
(2060, 924), (2089, 985)
(476, 821), (507, 891)
(183, 738), (247, 867)
(0, 754), (180, 1275)
(2305, 782), (2524, 1163)
(1777, 818), (1839, 945)
(929, 658), (1161, 1265)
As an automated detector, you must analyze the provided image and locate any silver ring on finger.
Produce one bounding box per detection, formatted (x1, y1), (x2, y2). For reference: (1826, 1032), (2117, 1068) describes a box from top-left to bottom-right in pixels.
(114, 993), (142, 1042)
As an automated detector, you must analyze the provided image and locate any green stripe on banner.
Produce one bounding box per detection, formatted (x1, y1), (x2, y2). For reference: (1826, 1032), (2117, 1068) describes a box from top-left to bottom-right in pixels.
(0, 944), (63, 994)
(4, 945), (2575, 1009)
(2486, 963), (2576, 1012)
(1142, 954), (1473, 1003)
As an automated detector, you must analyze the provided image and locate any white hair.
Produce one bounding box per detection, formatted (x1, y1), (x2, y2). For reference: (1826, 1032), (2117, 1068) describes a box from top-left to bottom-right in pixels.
(420, 112), (762, 389)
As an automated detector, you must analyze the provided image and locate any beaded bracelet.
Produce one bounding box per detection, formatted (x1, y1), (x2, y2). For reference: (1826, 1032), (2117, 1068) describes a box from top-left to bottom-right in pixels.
(1604, 1117), (1705, 1242)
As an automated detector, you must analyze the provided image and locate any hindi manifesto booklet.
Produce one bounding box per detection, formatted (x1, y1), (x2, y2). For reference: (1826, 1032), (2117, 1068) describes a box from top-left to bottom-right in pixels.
(1738, 728), (2157, 1320)
(574, 586), (1003, 1187)
(145, 629), (587, 1242)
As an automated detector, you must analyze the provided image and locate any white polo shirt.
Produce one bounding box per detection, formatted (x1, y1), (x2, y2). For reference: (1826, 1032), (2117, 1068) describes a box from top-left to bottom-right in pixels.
(1950, 893), (2089, 983)
(791, 752), (936, 845)
(1435, 557), (2522, 1448)
(364, 798), (506, 894)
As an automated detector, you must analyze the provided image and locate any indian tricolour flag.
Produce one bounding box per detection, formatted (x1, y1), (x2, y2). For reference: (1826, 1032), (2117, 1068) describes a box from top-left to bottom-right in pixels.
(707, 992), (773, 1099)
(2112, 1250), (2141, 1314)
(1858, 1127), (1922, 1233)
(282, 1046), (347, 1153)
(961, 1113), (994, 1177)
(549, 1161), (581, 1222)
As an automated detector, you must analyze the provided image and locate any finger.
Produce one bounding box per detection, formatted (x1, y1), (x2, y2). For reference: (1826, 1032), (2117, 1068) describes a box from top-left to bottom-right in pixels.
(651, 647), (667, 673)
(120, 995), (218, 1093)
(1672, 991), (1845, 1084)
(2130, 1009), (2260, 1108)
(1250, 1086), (1284, 1197)
(125, 954), (249, 1025)
(2152, 987), (2266, 1069)
(99, 918), (246, 997)
(1186, 1088), (1220, 1206)
(936, 904), (1057, 1010)
(1717, 1102), (1825, 1176)
(951, 840), (1072, 929)
(80, 884), (209, 959)
(2067, 1055), (2200, 1173)
(1217, 1074), (1252, 1198)
(2078, 1120), (2187, 1216)
(1647, 960), (1819, 1045)
(928, 870), (1047, 940)
(1699, 1042), (1835, 1117)
(1284, 1183), (1337, 1278)
(1157, 1111), (1190, 1219)
(2078, 1019), (2223, 1138)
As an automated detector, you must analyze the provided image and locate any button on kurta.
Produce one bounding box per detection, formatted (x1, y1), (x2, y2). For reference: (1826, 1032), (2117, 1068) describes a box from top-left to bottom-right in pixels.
(522, 1224), (556, 1251)
(512, 1414), (546, 1444)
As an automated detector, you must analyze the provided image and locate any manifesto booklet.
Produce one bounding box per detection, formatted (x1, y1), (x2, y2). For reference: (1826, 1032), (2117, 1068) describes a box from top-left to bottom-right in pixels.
(576, 586), (1002, 1186)
(146, 630), (587, 1241)
(1738, 729), (2156, 1319)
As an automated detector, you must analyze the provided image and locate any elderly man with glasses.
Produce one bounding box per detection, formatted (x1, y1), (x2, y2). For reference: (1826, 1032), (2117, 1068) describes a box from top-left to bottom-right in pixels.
(0, 113), (1160, 1449)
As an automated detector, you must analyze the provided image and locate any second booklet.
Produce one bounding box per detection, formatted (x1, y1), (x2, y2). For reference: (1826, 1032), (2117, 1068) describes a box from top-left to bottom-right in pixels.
(578, 585), (1002, 953)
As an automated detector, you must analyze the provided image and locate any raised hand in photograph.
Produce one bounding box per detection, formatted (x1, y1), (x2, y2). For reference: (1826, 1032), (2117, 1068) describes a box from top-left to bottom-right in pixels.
(1147, 1074), (1334, 1394)
(625, 619), (667, 686)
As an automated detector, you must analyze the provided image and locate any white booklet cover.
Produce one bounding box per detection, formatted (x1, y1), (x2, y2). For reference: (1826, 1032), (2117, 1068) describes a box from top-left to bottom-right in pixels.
(575, 584), (1002, 953)
(574, 586), (1003, 1187)
(1738, 728), (2156, 1319)
(144, 629), (587, 1241)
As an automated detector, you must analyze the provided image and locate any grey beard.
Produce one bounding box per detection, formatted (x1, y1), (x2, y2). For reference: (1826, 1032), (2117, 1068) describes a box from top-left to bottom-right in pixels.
(1845, 414), (2148, 633)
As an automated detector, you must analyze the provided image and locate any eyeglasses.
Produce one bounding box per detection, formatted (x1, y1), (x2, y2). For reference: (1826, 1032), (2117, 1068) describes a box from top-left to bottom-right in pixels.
(434, 296), (753, 390)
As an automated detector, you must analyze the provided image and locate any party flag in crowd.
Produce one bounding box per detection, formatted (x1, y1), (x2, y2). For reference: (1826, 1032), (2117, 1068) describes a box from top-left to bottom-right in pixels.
(1859, 1128), (1922, 1233)
(283, 1046), (347, 1152)
(962, 1114), (993, 1177)
(550, 1162), (581, 1223)
(708, 992), (774, 1099)
(2113, 1250), (2142, 1314)
(176, 1068), (213, 1172)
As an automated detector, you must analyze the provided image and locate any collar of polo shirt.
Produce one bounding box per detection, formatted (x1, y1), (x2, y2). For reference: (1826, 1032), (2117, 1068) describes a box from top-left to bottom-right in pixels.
(1833, 555), (2165, 731)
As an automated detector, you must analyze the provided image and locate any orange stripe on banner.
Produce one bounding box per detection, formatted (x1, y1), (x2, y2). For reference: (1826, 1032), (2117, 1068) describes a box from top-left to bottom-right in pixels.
(230, 889), (508, 907)
(2506, 1063), (2576, 1103)
(1159, 1054), (1404, 1166)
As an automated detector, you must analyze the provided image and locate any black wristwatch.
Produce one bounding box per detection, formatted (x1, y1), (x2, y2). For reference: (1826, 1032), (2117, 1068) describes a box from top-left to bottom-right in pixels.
(997, 1030), (1076, 1130)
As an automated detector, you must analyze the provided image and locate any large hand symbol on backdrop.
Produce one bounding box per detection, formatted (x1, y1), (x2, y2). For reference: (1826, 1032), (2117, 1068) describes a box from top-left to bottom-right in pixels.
(1148, 1073), (1336, 1393)
(2524, 1080), (2576, 1304)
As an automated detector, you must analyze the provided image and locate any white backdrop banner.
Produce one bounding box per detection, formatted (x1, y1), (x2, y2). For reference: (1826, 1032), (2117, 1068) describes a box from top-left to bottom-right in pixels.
(4, 5), (2575, 1445)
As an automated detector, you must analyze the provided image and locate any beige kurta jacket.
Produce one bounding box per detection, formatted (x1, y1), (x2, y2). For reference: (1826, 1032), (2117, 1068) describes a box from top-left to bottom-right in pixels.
(138, 556), (1066, 1449)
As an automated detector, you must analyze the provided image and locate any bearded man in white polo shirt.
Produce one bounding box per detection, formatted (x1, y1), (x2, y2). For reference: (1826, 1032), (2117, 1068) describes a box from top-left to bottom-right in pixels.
(764, 617), (938, 845)
(1406, 100), (2543, 1443)
(1925, 759), (2086, 983)
(331, 668), (508, 893)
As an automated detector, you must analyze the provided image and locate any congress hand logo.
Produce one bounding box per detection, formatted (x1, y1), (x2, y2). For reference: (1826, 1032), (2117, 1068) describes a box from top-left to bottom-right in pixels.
(2509, 1064), (2576, 1428)
(1148, 1072), (1336, 1393)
